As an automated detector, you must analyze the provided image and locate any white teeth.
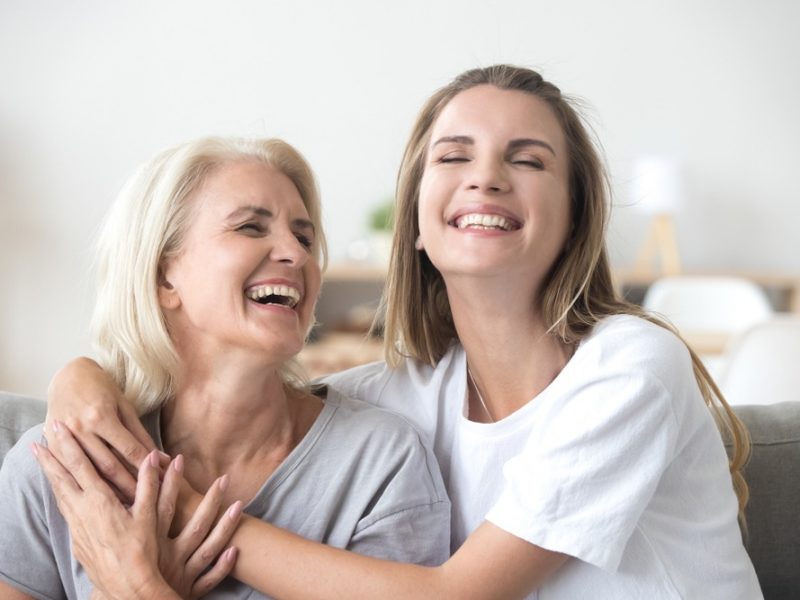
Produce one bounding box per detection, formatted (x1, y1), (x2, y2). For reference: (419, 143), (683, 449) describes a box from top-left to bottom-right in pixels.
(455, 213), (514, 231)
(245, 285), (301, 308)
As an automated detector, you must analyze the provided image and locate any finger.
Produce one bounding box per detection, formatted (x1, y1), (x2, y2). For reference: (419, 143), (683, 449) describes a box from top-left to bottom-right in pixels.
(174, 474), (229, 561)
(84, 403), (161, 473)
(132, 451), (161, 528)
(66, 433), (139, 502)
(185, 501), (243, 578)
(189, 547), (237, 599)
(157, 455), (184, 538)
(32, 442), (83, 501)
(118, 401), (163, 458)
(47, 421), (112, 494)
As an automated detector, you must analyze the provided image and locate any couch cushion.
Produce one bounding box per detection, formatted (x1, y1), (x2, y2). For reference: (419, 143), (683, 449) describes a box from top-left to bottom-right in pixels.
(729, 402), (800, 599)
(0, 391), (47, 468)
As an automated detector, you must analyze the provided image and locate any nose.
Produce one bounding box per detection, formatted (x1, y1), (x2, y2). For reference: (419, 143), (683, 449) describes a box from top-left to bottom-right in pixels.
(269, 229), (309, 267)
(465, 157), (510, 194)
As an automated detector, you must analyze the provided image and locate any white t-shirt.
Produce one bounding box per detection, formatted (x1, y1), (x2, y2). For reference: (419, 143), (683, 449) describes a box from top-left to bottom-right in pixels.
(323, 315), (762, 599)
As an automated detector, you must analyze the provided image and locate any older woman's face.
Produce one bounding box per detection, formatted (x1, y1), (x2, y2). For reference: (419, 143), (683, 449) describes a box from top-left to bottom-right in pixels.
(159, 160), (321, 364)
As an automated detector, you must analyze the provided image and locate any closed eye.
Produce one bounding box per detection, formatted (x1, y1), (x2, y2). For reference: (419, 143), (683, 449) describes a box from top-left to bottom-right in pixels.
(438, 155), (470, 164)
(236, 222), (265, 234)
(510, 157), (544, 169)
(295, 234), (314, 250)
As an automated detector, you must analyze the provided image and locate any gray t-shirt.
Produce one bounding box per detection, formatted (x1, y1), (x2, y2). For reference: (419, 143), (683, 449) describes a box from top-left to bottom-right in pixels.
(0, 386), (450, 599)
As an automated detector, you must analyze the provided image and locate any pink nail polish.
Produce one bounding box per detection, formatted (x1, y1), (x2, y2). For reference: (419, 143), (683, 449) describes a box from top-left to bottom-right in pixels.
(227, 500), (242, 520)
(219, 473), (230, 492)
(149, 451), (159, 467)
(30, 443), (40, 457)
(50, 421), (60, 433)
(173, 454), (184, 473)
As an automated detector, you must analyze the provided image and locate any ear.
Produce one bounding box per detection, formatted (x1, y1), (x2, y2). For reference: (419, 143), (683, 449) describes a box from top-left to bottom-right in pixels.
(157, 263), (181, 310)
(414, 235), (424, 251)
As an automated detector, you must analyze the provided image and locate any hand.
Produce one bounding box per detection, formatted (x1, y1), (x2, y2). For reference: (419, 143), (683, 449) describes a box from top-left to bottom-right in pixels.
(45, 357), (167, 502)
(34, 422), (240, 599)
(156, 456), (243, 598)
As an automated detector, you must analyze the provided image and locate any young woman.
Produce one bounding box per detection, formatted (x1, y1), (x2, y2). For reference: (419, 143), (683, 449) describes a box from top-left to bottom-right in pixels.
(0, 137), (449, 599)
(41, 65), (761, 598)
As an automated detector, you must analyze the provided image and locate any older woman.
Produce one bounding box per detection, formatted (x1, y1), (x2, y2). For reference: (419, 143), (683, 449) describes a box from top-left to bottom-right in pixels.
(0, 137), (449, 599)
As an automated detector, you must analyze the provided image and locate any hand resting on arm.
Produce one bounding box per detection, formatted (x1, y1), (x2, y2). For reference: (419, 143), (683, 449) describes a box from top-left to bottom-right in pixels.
(33, 422), (240, 599)
(46, 357), (161, 502)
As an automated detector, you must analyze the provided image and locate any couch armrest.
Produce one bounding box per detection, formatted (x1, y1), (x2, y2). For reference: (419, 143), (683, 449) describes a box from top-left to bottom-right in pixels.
(0, 391), (47, 467)
(728, 402), (800, 599)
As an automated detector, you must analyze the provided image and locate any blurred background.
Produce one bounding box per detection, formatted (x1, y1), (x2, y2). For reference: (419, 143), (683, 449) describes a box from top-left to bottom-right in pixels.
(1, 0), (799, 397)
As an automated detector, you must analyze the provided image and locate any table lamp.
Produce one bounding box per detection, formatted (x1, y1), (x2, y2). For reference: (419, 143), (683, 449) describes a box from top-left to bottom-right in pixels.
(630, 156), (683, 276)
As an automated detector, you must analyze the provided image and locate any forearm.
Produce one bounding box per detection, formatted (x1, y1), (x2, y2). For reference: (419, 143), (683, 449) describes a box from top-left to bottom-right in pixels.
(231, 515), (447, 599)
(228, 517), (567, 600)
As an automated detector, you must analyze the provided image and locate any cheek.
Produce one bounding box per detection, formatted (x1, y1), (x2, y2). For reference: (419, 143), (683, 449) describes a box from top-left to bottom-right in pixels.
(416, 179), (440, 239)
(303, 265), (322, 308)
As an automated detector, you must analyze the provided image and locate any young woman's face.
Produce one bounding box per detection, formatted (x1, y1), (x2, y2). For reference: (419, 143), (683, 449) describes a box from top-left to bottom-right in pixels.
(159, 160), (321, 363)
(418, 85), (571, 289)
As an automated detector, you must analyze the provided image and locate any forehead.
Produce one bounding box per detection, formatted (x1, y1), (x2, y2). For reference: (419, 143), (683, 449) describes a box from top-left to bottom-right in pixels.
(430, 85), (566, 151)
(193, 160), (310, 219)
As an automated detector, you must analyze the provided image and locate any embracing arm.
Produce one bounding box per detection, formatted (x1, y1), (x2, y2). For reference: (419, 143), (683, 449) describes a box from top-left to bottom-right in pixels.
(230, 516), (567, 599)
(46, 358), (162, 500)
(45, 360), (568, 597)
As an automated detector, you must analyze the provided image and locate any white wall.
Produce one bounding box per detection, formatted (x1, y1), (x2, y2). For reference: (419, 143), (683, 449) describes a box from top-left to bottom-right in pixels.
(2, 0), (798, 396)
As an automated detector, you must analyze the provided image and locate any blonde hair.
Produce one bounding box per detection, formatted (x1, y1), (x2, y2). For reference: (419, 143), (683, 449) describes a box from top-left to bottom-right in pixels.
(379, 64), (750, 521)
(91, 137), (327, 415)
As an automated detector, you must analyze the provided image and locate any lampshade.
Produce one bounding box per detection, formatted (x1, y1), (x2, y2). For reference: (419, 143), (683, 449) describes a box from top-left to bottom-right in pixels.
(630, 157), (683, 215)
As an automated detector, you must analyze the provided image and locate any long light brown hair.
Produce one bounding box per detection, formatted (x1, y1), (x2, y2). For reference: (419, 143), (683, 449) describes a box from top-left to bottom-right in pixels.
(377, 64), (750, 521)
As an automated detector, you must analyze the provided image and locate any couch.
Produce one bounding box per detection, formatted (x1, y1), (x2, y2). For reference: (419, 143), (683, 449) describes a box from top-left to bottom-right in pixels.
(1, 391), (798, 598)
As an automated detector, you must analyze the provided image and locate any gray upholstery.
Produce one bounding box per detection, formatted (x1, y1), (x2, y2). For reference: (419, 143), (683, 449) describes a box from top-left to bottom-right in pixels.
(0, 390), (797, 597)
(726, 402), (800, 600)
(0, 391), (46, 468)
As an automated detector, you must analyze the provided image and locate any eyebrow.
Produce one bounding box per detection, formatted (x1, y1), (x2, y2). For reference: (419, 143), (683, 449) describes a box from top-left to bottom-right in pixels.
(432, 135), (556, 157)
(226, 205), (315, 233)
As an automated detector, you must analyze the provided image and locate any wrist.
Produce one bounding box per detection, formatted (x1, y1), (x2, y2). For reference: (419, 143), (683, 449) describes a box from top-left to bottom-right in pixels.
(138, 575), (181, 600)
(174, 478), (203, 533)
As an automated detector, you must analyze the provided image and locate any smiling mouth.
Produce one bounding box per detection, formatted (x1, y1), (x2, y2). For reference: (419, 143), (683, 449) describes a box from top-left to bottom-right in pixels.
(450, 213), (521, 231)
(245, 285), (301, 308)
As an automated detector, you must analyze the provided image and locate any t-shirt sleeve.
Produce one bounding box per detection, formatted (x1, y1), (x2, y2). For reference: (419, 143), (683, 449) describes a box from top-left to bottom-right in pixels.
(345, 416), (451, 566)
(0, 425), (65, 600)
(486, 340), (684, 572)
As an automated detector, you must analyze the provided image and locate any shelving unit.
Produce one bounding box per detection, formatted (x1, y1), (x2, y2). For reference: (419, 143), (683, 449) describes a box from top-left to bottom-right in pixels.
(299, 263), (800, 377)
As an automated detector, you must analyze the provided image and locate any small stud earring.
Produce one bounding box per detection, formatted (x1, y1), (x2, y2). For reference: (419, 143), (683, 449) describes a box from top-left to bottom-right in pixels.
(414, 236), (424, 251)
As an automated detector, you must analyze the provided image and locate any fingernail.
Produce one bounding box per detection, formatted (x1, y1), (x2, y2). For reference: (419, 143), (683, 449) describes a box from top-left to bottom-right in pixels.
(172, 454), (184, 473)
(227, 500), (242, 521)
(218, 473), (230, 492)
(30, 443), (40, 457)
(225, 547), (237, 561)
(158, 451), (171, 461)
(149, 451), (159, 467)
(50, 420), (60, 433)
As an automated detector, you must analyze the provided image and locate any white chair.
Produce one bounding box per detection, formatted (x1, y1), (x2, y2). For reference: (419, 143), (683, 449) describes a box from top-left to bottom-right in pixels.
(642, 276), (774, 335)
(642, 276), (774, 378)
(718, 316), (800, 406)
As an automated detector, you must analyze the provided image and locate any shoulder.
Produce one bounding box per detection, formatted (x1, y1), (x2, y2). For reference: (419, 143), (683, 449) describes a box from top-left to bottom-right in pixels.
(322, 387), (448, 500)
(323, 387), (432, 450)
(578, 315), (693, 383)
(319, 344), (463, 415)
(1, 423), (46, 479)
(0, 424), (51, 525)
(318, 360), (394, 404)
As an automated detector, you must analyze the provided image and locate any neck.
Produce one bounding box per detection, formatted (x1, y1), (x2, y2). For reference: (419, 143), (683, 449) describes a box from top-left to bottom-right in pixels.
(447, 274), (574, 420)
(161, 359), (320, 495)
